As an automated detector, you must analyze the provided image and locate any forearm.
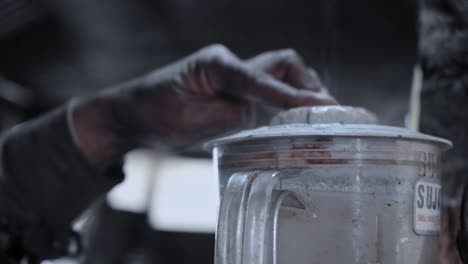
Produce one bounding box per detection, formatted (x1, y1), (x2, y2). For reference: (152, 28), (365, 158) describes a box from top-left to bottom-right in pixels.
(0, 102), (125, 261)
(70, 95), (137, 171)
(68, 75), (173, 171)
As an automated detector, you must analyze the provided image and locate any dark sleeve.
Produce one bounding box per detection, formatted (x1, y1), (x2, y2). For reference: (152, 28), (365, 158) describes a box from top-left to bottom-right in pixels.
(0, 103), (124, 263)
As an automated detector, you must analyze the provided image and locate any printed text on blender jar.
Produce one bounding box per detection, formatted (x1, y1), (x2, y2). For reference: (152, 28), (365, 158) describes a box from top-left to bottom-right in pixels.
(413, 180), (441, 235)
(417, 151), (439, 178)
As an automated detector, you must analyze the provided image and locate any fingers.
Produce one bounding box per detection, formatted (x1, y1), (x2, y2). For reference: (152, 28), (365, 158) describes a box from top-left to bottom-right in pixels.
(227, 67), (337, 108)
(178, 97), (251, 137)
(189, 44), (337, 109)
(246, 49), (325, 92)
(304, 68), (327, 92)
(246, 49), (305, 73)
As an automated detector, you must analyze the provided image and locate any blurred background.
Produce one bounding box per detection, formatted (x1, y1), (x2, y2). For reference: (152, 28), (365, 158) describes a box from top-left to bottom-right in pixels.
(0, 0), (419, 263)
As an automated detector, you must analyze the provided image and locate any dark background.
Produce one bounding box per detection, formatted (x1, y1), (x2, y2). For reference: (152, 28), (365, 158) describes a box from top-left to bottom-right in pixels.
(1, 0), (418, 124)
(0, 0), (419, 263)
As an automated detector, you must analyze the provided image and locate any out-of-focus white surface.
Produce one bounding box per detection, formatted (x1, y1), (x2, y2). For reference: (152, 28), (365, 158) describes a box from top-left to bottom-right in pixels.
(42, 259), (76, 264)
(107, 150), (158, 213)
(106, 150), (219, 233)
(147, 156), (219, 233)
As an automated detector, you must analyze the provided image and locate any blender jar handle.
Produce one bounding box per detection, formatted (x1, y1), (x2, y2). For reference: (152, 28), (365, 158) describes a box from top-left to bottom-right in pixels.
(216, 171), (259, 264)
(216, 170), (305, 264)
(242, 170), (305, 264)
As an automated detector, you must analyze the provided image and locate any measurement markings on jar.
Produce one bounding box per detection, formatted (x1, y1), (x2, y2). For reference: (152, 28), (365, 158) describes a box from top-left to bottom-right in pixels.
(413, 180), (441, 235)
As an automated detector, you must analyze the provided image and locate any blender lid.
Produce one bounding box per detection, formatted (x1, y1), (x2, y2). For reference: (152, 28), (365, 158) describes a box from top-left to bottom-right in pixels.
(206, 106), (452, 150)
(206, 123), (452, 150)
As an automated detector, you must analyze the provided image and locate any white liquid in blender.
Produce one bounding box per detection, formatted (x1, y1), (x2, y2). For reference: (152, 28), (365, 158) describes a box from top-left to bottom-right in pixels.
(276, 187), (438, 264)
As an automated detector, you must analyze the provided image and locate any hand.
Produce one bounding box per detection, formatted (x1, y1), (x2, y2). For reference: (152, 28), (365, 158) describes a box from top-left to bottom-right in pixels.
(71, 44), (336, 169)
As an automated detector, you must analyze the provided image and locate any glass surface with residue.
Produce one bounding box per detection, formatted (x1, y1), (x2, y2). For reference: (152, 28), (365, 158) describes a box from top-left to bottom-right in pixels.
(213, 132), (449, 264)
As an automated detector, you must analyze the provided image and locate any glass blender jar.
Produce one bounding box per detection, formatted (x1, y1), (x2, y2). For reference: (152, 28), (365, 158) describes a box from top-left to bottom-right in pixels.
(208, 106), (451, 264)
